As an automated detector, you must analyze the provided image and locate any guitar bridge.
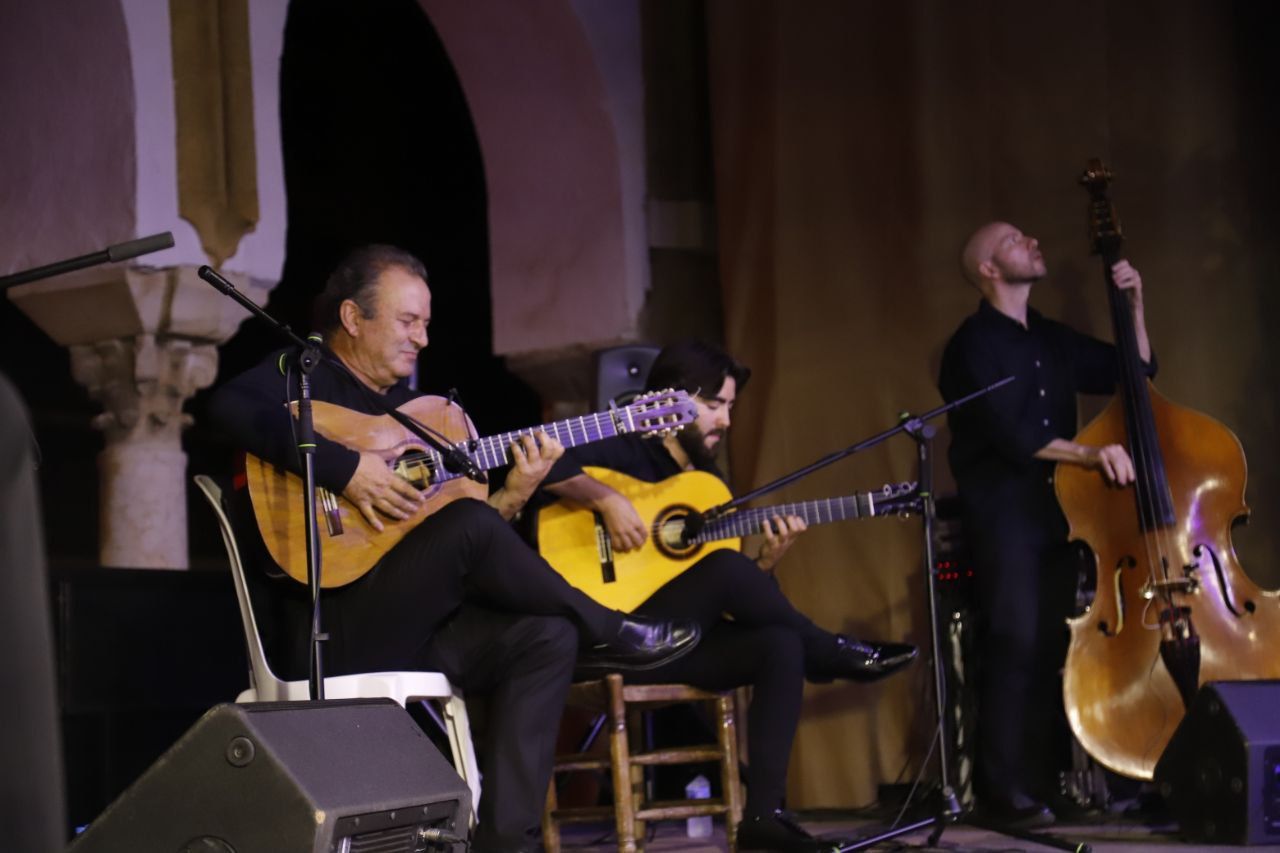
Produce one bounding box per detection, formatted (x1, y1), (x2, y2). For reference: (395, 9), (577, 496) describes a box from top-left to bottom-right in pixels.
(593, 511), (616, 584)
(320, 488), (343, 536)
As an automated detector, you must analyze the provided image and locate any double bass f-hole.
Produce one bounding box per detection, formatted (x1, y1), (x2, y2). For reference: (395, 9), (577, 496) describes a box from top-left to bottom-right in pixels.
(1191, 542), (1245, 617)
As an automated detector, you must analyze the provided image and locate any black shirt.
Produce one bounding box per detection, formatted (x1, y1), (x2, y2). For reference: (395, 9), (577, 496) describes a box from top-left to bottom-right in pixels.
(543, 432), (720, 488)
(938, 299), (1146, 498)
(208, 347), (420, 492)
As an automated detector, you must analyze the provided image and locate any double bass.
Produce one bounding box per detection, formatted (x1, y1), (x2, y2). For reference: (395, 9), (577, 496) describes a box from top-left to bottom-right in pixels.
(1056, 159), (1280, 780)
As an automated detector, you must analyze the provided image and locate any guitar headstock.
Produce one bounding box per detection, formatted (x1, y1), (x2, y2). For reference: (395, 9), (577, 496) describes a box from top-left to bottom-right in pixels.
(1079, 158), (1123, 256)
(619, 388), (697, 437)
(873, 481), (922, 518)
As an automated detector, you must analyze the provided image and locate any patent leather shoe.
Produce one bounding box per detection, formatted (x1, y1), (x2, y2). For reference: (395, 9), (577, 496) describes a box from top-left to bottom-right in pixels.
(808, 635), (918, 683)
(737, 808), (841, 852)
(578, 616), (700, 672)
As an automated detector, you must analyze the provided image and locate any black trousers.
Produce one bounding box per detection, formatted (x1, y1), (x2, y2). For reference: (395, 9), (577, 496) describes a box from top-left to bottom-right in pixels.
(327, 498), (622, 671)
(962, 480), (1077, 805)
(628, 548), (834, 814)
(421, 606), (578, 850)
(275, 499), (630, 849)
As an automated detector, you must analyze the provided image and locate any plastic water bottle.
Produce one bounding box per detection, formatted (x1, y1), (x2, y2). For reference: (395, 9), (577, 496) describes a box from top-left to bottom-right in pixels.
(685, 774), (712, 838)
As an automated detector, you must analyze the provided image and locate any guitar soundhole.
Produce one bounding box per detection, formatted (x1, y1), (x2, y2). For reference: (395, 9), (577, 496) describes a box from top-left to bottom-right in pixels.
(393, 452), (443, 497)
(653, 506), (702, 561)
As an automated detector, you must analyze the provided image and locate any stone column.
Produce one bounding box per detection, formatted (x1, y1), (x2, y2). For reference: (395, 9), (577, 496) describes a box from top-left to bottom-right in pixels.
(70, 335), (215, 567)
(9, 263), (269, 568)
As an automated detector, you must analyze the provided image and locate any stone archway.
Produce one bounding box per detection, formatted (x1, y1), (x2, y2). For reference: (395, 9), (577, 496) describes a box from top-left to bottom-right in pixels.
(419, 1), (650, 359)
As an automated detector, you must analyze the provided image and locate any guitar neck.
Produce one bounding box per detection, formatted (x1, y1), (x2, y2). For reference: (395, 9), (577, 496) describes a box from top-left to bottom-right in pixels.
(693, 493), (881, 543)
(452, 411), (633, 474)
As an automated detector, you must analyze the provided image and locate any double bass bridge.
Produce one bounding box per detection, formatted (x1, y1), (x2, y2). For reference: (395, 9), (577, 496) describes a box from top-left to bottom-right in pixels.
(1141, 576), (1198, 600)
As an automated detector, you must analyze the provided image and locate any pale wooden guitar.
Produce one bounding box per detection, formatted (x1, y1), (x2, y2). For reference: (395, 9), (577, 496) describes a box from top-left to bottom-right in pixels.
(246, 390), (696, 587)
(536, 467), (921, 611)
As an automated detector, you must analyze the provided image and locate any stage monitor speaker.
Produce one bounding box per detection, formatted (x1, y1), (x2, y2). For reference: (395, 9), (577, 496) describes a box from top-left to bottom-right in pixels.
(1153, 680), (1280, 845)
(594, 344), (660, 411)
(69, 699), (471, 853)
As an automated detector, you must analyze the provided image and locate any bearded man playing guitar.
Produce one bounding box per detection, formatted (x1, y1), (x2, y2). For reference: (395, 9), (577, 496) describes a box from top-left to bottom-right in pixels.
(207, 244), (699, 853)
(536, 340), (917, 852)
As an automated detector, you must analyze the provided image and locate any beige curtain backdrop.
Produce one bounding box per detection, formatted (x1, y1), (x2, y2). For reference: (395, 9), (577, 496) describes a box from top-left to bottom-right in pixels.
(706, 0), (1280, 807)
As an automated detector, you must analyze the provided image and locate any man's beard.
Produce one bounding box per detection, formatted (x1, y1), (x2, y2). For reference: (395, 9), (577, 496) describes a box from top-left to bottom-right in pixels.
(1004, 271), (1045, 286)
(677, 424), (724, 471)
(997, 257), (1046, 285)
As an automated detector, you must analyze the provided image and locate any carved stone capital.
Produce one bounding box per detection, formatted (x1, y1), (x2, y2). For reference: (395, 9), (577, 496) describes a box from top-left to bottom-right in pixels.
(8, 262), (273, 569)
(69, 335), (218, 445)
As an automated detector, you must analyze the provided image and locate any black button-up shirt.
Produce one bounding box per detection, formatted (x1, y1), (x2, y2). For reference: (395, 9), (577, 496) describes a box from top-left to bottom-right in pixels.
(938, 299), (1148, 499)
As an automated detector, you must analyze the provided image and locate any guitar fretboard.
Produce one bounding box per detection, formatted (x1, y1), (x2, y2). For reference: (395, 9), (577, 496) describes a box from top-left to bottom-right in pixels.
(692, 492), (892, 543)
(396, 409), (647, 484)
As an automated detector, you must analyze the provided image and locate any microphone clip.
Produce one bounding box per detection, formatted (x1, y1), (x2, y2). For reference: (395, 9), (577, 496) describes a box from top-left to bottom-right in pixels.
(442, 445), (488, 485)
(680, 509), (706, 544)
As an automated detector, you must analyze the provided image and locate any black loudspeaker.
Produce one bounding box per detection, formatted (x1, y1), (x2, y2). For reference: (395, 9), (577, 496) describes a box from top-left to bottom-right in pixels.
(594, 344), (660, 411)
(69, 699), (471, 853)
(1154, 680), (1280, 845)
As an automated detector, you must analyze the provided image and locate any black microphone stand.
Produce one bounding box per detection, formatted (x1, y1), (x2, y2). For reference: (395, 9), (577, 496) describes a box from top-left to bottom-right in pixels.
(833, 415), (1092, 853)
(196, 265), (488, 701)
(0, 232), (175, 291)
(196, 267), (330, 699)
(686, 377), (1014, 535)
(829, 415), (963, 851)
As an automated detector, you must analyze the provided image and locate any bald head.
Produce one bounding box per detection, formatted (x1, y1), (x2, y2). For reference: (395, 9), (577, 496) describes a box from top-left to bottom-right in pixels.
(962, 222), (1012, 286)
(960, 221), (1045, 291)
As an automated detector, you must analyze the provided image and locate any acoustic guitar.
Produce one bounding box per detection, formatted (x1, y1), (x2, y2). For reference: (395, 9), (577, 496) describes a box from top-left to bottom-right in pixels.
(246, 390), (696, 587)
(536, 466), (920, 611)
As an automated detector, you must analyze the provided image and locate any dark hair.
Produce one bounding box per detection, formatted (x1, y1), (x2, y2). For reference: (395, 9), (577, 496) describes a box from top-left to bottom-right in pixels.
(645, 339), (751, 397)
(311, 244), (428, 337)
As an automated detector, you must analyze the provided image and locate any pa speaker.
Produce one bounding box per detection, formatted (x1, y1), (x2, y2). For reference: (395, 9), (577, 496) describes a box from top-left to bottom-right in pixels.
(1154, 680), (1280, 845)
(69, 699), (471, 853)
(594, 344), (660, 411)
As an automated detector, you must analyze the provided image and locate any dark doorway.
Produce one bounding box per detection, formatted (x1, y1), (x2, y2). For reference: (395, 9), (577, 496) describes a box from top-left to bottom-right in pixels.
(197, 0), (538, 444)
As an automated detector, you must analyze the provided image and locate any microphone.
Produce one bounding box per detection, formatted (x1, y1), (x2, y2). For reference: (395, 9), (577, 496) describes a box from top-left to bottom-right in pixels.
(106, 231), (175, 262)
(0, 231), (175, 290)
(197, 264), (237, 295)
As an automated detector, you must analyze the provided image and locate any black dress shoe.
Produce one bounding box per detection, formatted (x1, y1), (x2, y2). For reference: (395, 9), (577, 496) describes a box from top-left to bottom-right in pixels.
(975, 796), (1056, 830)
(578, 616), (700, 672)
(808, 635), (918, 683)
(737, 809), (840, 851)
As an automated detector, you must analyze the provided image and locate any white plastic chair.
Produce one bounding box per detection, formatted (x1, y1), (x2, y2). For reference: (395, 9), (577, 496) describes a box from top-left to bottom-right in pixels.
(194, 474), (482, 815)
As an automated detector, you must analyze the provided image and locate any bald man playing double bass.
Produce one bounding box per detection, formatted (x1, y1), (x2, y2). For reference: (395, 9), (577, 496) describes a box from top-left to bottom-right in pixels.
(938, 221), (1153, 827)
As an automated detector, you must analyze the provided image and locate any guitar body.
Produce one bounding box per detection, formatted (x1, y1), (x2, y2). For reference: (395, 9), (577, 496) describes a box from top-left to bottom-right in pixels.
(245, 396), (486, 588)
(537, 467), (742, 612)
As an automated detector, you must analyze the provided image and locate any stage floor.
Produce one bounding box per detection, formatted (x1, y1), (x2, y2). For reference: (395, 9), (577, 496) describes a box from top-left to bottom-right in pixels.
(556, 811), (1277, 851)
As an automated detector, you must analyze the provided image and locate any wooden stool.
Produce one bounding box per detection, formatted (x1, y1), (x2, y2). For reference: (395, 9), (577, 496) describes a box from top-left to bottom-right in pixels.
(543, 674), (743, 852)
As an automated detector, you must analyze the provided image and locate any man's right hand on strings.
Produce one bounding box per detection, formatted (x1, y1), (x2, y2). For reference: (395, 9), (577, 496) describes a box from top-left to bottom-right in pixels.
(344, 451), (424, 531)
(1087, 443), (1136, 486)
(599, 491), (648, 552)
